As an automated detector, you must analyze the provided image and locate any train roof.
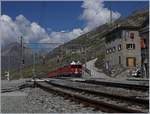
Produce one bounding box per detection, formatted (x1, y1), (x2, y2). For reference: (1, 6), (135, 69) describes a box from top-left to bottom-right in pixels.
(70, 61), (81, 65)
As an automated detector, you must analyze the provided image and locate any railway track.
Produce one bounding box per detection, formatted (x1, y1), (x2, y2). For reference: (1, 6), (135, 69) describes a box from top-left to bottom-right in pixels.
(47, 78), (148, 99)
(1, 82), (33, 93)
(35, 80), (148, 113)
(1, 88), (20, 93)
(75, 79), (149, 91)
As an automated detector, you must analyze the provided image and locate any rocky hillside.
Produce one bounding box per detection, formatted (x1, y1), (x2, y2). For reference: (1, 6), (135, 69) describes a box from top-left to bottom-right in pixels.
(48, 8), (149, 67)
(1, 42), (33, 72)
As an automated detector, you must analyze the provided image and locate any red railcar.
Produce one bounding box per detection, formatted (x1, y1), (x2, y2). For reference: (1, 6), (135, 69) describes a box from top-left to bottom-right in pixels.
(48, 63), (82, 78)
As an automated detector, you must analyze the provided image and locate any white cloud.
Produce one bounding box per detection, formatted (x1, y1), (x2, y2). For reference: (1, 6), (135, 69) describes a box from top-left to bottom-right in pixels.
(0, 14), (83, 47)
(1, 0), (121, 47)
(0, 15), (50, 46)
(48, 28), (83, 43)
(0, 15), (21, 46)
(15, 15), (50, 43)
(81, 0), (121, 30)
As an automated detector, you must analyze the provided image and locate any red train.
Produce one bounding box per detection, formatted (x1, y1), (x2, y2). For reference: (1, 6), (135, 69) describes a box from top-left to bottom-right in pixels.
(48, 61), (83, 78)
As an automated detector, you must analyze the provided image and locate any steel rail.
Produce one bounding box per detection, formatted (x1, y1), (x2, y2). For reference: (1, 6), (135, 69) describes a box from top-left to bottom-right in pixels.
(1, 82), (33, 93)
(75, 80), (149, 91)
(46, 80), (149, 105)
(35, 81), (147, 113)
(1, 88), (19, 93)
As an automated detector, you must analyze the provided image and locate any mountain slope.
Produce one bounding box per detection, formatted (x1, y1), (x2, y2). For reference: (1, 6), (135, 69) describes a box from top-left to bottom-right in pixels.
(48, 8), (149, 67)
(4, 8), (148, 79)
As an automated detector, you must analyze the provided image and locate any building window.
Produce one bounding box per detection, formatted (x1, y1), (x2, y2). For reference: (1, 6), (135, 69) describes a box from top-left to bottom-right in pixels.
(126, 44), (135, 50)
(126, 31), (129, 38)
(141, 38), (146, 49)
(109, 48), (112, 53)
(130, 32), (134, 39)
(126, 57), (136, 67)
(119, 56), (121, 64)
(106, 49), (109, 54)
(118, 44), (121, 51)
(112, 47), (116, 52)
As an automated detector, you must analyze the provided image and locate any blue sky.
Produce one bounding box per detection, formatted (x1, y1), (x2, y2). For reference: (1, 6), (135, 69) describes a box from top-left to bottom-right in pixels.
(1, 1), (149, 32)
(1, 0), (149, 47)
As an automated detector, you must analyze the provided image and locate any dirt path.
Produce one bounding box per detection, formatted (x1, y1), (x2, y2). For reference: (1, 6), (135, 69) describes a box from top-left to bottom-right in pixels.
(85, 58), (110, 79)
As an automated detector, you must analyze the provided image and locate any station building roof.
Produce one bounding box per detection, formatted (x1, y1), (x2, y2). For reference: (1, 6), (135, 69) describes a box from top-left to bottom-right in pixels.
(104, 25), (140, 37)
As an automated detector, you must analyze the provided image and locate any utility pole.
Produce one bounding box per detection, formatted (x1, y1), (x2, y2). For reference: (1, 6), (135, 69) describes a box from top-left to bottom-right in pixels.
(85, 34), (89, 69)
(32, 52), (36, 79)
(20, 36), (24, 79)
(109, 2), (112, 26)
(85, 47), (87, 69)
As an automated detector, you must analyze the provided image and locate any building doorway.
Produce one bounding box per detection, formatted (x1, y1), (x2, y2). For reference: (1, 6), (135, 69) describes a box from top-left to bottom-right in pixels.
(126, 57), (136, 67)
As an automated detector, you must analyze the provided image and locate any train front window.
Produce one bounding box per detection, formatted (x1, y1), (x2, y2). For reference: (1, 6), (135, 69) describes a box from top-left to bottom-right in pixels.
(77, 65), (82, 68)
(71, 65), (82, 68)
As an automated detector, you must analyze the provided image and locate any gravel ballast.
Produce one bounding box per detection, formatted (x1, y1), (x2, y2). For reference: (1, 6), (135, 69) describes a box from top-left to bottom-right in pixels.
(1, 87), (99, 113)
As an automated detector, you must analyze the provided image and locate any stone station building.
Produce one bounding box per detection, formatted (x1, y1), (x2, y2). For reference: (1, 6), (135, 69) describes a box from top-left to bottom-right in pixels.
(103, 20), (149, 78)
(104, 26), (141, 71)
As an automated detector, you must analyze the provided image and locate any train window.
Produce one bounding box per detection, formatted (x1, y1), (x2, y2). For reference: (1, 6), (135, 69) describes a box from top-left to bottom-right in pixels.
(71, 65), (76, 68)
(71, 65), (82, 68)
(77, 65), (82, 68)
